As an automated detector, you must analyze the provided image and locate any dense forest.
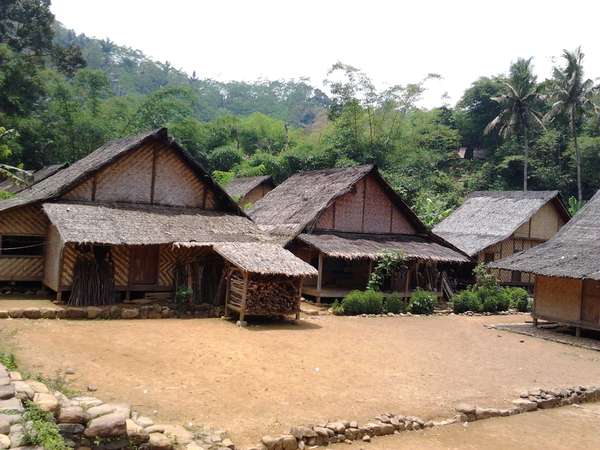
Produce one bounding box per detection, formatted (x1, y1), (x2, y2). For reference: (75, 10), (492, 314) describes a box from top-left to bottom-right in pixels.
(2, 0), (600, 225)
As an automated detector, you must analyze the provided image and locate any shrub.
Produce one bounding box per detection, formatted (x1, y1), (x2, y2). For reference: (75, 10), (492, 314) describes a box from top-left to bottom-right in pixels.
(452, 290), (481, 313)
(0, 352), (17, 370)
(504, 287), (529, 312)
(408, 289), (436, 315)
(340, 290), (384, 315)
(23, 401), (67, 450)
(384, 293), (405, 314)
(478, 287), (510, 313)
(331, 299), (344, 316)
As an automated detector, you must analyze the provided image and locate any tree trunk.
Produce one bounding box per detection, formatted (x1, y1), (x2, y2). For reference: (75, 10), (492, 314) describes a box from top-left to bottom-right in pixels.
(571, 111), (582, 202)
(522, 128), (528, 192)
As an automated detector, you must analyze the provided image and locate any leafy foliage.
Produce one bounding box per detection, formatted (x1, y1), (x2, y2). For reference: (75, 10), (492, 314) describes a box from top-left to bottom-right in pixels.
(383, 293), (406, 314)
(340, 290), (384, 315)
(367, 251), (407, 291)
(23, 401), (67, 450)
(0, 351), (17, 370)
(407, 289), (436, 315)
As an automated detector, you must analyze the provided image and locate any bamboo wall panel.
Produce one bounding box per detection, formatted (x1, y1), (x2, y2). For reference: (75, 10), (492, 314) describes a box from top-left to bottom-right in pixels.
(159, 245), (177, 287)
(530, 203), (564, 240)
(581, 279), (600, 325)
(363, 175), (394, 233)
(242, 184), (272, 206)
(391, 206), (416, 234)
(0, 257), (44, 281)
(153, 147), (215, 208)
(61, 178), (93, 201)
(0, 205), (47, 235)
(95, 145), (153, 203)
(60, 244), (77, 288)
(315, 206), (334, 229)
(43, 225), (62, 291)
(535, 275), (582, 322)
(112, 246), (129, 287)
(324, 179), (365, 232)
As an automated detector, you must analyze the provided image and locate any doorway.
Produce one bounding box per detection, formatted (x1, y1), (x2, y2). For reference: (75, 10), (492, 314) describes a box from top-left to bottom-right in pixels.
(129, 245), (159, 286)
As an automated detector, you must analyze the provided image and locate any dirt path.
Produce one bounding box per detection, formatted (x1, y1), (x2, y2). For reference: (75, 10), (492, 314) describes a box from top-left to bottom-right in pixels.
(337, 402), (600, 450)
(2, 315), (600, 447)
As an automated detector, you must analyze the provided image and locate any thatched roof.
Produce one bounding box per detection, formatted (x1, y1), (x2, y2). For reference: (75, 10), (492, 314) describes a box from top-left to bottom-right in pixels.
(0, 128), (242, 215)
(298, 232), (469, 262)
(433, 191), (569, 257)
(248, 165), (428, 243)
(43, 202), (264, 246)
(0, 164), (67, 194)
(490, 190), (600, 280)
(212, 242), (317, 276)
(225, 175), (273, 199)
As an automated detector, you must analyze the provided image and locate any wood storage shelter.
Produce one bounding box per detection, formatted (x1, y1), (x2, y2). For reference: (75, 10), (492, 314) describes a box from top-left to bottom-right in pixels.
(224, 175), (274, 209)
(0, 128), (304, 307)
(490, 190), (600, 334)
(433, 191), (570, 287)
(248, 165), (468, 302)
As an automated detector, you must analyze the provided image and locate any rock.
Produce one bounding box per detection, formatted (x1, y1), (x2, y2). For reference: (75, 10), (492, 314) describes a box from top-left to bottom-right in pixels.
(135, 416), (154, 428)
(362, 435), (371, 442)
(327, 421), (346, 434)
(87, 403), (116, 419)
(0, 398), (23, 413)
(72, 396), (103, 409)
(0, 414), (21, 426)
(7, 309), (24, 319)
(221, 438), (235, 449)
(86, 307), (104, 319)
(26, 381), (49, 394)
(0, 311), (7, 319)
(0, 385), (14, 401)
(148, 432), (173, 450)
(0, 418), (8, 435)
(474, 407), (499, 420)
(84, 412), (127, 438)
(185, 444), (206, 450)
(261, 435), (283, 450)
(455, 403), (476, 415)
(161, 425), (193, 445)
(289, 426), (316, 440)
(32, 392), (59, 414)
(58, 406), (86, 424)
(121, 308), (139, 319)
(145, 425), (167, 434)
(39, 308), (57, 319)
(23, 308), (41, 319)
(126, 419), (149, 444)
(64, 308), (87, 319)
(64, 368), (76, 375)
(0, 434), (9, 450)
(13, 382), (34, 401)
(512, 399), (538, 413)
(87, 384), (98, 393)
(8, 372), (22, 381)
(58, 423), (85, 435)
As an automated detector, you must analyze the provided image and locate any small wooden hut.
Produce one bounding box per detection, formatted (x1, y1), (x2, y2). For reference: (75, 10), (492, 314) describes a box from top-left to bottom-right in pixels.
(433, 191), (570, 287)
(248, 165), (468, 302)
(0, 129), (314, 314)
(491, 190), (600, 334)
(224, 175), (274, 208)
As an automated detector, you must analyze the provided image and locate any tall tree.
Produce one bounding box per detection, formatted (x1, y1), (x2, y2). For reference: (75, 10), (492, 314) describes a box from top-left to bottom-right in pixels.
(544, 47), (596, 201)
(484, 58), (544, 191)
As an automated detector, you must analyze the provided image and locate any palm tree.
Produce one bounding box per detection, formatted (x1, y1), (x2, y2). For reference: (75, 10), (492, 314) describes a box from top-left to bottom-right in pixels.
(544, 47), (596, 202)
(485, 58), (544, 191)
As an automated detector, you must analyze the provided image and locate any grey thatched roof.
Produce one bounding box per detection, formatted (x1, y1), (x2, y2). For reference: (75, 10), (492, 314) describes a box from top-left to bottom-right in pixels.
(225, 175), (273, 199)
(490, 190), (600, 280)
(0, 164), (67, 194)
(298, 232), (469, 263)
(43, 202), (264, 246)
(248, 165), (428, 243)
(213, 242), (317, 276)
(0, 128), (242, 215)
(433, 191), (569, 257)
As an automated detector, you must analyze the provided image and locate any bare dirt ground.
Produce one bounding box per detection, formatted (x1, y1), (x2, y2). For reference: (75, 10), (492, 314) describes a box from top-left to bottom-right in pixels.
(336, 402), (600, 450)
(2, 314), (600, 447)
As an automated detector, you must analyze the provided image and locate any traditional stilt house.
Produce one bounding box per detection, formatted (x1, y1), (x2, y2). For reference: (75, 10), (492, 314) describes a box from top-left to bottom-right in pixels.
(224, 175), (274, 208)
(433, 191), (570, 287)
(490, 191), (600, 333)
(0, 128), (315, 317)
(248, 165), (468, 302)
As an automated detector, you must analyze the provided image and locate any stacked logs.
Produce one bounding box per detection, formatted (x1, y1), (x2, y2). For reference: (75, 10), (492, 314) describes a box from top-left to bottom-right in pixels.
(69, 246), (115, 306)
(244, 274), (300, 315)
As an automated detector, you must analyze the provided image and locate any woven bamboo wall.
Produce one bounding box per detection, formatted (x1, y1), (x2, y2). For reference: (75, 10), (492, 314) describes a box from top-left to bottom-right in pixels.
(95, 145), (154, 203)
(153, 147), (215, 208)
(0, 257), (44, 281)
(316, 174), (416, 235)
(61, 178), (93, 201)
(535, 275), (582, 321)
(0, 205), (47, 235)
(479, 237), (539, 284)
(60, 244), (77, 288)
(514, 203), (565, 240)
(43, 225), (62, 290)
(242, 184), (272, 207)
(112, 246), (129, 287)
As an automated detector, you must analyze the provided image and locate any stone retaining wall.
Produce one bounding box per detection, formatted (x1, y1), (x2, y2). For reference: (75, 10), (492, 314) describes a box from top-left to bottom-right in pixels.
(0, 362), (233, 450)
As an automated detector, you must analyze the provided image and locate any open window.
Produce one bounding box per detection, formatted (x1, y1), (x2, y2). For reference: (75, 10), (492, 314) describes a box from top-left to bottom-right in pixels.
(0, 235), (45, 257)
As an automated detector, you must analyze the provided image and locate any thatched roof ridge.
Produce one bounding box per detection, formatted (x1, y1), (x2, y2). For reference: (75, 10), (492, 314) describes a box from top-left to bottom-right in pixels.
(433, 190), (569, 257)
(248, 165), (428, 243)
(0, 128), (243, 216)
(212, 242), (318, 276)
(43, 202), (264, 246)
(490, 190), (600, 280)
(298, 232), (469, 263)
(225, 175), (273, 199)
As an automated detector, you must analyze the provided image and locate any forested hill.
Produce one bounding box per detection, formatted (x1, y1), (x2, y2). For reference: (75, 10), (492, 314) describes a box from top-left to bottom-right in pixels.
(53, 24), (330, 126)
(2, 0), (600, 226)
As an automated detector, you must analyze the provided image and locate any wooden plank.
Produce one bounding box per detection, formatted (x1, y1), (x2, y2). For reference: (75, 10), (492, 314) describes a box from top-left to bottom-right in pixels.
(240, 270), (249, 322)
(361, 178), (367, 232)
(316, 252), (324, 304)
(150, 145), (157, 204)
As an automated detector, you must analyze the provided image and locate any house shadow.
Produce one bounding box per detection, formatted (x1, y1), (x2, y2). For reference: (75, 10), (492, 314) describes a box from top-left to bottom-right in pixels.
(236, 316), (323, 331)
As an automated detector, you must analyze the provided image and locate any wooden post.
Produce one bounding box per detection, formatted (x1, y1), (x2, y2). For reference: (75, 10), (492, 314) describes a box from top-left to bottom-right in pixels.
(224, 266), (231, 317)
(296, 277), (304, 321)
(404, 266), (411, 299)
(316, 252), (324, 304)
(239, 270), (249, 324)
(576, 327), (581, 337)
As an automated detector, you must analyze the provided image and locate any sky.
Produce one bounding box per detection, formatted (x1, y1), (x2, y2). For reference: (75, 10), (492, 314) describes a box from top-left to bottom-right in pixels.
(50, 0), (600, 108)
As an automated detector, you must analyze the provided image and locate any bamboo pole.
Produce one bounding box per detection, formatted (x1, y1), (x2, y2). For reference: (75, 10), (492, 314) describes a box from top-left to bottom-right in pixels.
(240, 270), (249, 324)
(316, 252), (323, 304)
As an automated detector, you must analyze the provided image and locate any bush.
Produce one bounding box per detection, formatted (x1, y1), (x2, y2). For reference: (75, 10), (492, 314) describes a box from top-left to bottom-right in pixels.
(452, 290), (481, 313)
(331, 299), (344, 316)
(408, 289), (436, 315)
(0, 352), (17, 370)
(504, 287), (529, 312)
(23, 402), (67, 450)
(478, 287), (510, 313)
(384, 293), (405, 314)
(340, 290), (384, 315)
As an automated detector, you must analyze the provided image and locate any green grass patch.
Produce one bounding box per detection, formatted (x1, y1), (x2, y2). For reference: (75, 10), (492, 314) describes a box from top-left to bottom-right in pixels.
(0, 351), (17, 370)
(23, 401), (67, 450)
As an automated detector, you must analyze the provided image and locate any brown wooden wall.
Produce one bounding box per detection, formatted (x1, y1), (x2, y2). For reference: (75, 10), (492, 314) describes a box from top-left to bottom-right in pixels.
(43, 225), (62, 291)
(58, 142), (217, 209)
(514, 202), (565, 241)
(315, 174), (416, 235)
(535, 276), (582, 322)
(0, 205), (48, 282)
(241, 184), (272, 208)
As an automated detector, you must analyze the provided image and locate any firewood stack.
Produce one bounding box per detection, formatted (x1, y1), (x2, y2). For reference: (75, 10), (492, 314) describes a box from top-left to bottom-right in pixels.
(244, 274), (300, 315)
